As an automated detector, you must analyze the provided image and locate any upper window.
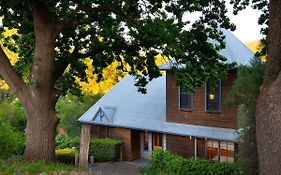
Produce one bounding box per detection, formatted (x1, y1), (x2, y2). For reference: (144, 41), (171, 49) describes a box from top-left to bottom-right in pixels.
(205, 80), (221, 112)
(179, 87), (193, 110)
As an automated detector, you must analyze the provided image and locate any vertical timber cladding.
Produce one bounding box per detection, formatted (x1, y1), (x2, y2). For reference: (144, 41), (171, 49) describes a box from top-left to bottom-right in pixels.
(166, 71), (237, 129)
(166, 135), (206, 159)
(90, 125), (141, 161)
(108, 127), (141, 161)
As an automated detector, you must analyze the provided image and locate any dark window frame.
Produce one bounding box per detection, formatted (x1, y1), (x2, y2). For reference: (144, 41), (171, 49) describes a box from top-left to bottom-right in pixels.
(179, 87), (193, 111)
(205, 80), (222, 112)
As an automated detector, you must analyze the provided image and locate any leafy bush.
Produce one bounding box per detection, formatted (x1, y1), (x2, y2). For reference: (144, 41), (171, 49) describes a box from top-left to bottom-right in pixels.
(0, 117), (25, 159)
(0, 157), (83, 175)
(140, 150), (240, 175)
(56, 136), (80, 149)
(0, 98), (26, 132)
(89, 138), (123, 162)
(56, 93), (102, 137)
(55, 148), (78, 165)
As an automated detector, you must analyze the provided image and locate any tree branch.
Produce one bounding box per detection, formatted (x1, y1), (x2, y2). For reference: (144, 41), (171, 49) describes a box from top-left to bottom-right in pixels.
(55, 4), (111, 33)
(0, 45), (27, 99)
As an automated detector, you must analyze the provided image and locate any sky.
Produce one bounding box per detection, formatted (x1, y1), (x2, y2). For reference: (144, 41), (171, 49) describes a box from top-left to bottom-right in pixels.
(0, 2), (262, 43)
(226, 2), (263, 43)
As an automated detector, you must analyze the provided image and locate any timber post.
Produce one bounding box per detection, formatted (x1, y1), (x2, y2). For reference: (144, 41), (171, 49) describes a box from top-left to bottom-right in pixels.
(79, 124), (91, 169)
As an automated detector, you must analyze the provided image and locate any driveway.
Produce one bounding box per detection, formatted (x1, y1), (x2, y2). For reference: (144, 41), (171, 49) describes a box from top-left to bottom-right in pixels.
(90, 159), (148, 175)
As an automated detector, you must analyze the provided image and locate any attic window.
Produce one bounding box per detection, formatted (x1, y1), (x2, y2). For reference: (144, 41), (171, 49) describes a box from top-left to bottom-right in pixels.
(179, 87), (193, 111)
(93, 108), (109, 123)
(205, 80), (221, 112)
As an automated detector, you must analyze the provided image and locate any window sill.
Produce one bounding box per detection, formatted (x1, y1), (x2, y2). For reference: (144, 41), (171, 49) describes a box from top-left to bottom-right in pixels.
(179, 108), (193, 112)
(206, 110), (221, 114)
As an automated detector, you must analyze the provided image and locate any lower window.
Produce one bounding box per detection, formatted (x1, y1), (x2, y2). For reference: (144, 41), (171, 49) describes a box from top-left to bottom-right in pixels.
(207, 140), (235, 162)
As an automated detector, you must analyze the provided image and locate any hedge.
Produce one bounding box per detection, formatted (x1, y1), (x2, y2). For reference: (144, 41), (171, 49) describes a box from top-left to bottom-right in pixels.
(140, 150), (240, 175)
(89, 138), (123, 162)
(55, 136), (80, 149)
(55, 148), (78, 164)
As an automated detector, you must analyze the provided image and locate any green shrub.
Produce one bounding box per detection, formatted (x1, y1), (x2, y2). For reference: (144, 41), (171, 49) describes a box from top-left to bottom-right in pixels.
(0, 117), (25, 159)
(56, 136), (80, 149)
(56, 93), (102, 137)
(0, 98), (26, 132)
(55, 148), (78, 165)
(89, 138), (123, 162)
(140, 150), (240, 175)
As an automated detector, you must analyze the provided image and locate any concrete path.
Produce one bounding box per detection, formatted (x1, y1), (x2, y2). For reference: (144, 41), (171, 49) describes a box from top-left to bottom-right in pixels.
(90, 159), (148, 175)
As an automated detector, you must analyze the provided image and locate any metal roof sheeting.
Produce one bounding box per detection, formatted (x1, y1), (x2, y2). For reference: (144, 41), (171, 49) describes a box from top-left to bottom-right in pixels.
(78, 75), (237, 142)
(159, 29), (254, 70)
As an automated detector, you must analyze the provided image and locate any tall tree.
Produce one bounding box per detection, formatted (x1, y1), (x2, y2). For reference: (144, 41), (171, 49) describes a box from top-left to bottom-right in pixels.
(232, 0), (281, 174)
(0, 1), (233, 162)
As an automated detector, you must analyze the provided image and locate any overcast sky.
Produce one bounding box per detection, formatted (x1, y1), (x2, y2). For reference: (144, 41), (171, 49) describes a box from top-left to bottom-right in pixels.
(226, 2), (263, 43)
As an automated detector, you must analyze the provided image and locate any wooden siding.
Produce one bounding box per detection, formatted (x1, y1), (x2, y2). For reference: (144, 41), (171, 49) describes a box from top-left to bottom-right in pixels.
(90, 125), (140, 161)
(167, 135), (206, 159)
(197, 138), (206, 158)
(166, 71), (237, 129)
(167, 135), (195, 158)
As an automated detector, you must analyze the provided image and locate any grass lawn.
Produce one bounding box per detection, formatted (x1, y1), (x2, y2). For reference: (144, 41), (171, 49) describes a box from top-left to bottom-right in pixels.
(0, 156), (93, 175)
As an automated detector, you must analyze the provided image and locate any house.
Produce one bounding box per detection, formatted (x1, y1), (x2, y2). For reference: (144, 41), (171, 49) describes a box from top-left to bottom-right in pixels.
(77, 29), (254, 165)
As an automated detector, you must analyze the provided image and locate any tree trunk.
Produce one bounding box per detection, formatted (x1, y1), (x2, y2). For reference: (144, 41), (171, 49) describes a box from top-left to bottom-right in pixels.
(23, 111), (59, 162)
(21, 2), (60, 162)
(23, 92), (59, 162)
(256, 74), (281, 174)
(256, 1), (281, 174)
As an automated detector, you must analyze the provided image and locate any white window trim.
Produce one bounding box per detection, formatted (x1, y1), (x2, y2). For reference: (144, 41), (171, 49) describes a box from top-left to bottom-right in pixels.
(178, 86), (193, 111)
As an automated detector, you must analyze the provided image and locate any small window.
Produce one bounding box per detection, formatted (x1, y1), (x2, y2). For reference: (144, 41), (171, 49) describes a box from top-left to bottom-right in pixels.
(206, 80), (221, 112)
(179, 87), (193, 110)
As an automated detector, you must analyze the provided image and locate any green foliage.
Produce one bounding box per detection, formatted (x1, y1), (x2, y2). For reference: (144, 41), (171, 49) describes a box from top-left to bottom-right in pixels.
(0, 157), (83, 175)
(0, 117), (25, 159)
(56, 93), (102, 137)
(55, 148), (78, 165)
(89, 138), (123, 163)
(0, 0), (236, 94)
(140, 150), (240, 175)
(227, 58), (265, 175)
(0, 97), (26, 131)
(55, 136), (80, 149)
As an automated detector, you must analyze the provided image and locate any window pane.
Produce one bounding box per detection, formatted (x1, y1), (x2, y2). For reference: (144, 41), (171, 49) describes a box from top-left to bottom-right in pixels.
(179, 87), (193, 110)
(180, 94), (192, 109)
(206, 80), (221, 112)
(220, 142), (234, 163)
(207, 140), (219, 161)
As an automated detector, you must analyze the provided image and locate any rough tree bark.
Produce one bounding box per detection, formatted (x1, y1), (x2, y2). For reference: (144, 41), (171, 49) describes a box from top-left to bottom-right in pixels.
(22, 2), (60, 162)
(0, 1), (101, 162)
(255, 0), (281, 174)
(0, 2), (61, 162)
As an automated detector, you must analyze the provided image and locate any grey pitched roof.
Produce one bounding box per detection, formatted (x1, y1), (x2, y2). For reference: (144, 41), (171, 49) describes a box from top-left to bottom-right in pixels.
(159, 29), (254, 70)
(78, 75), (237, 142)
